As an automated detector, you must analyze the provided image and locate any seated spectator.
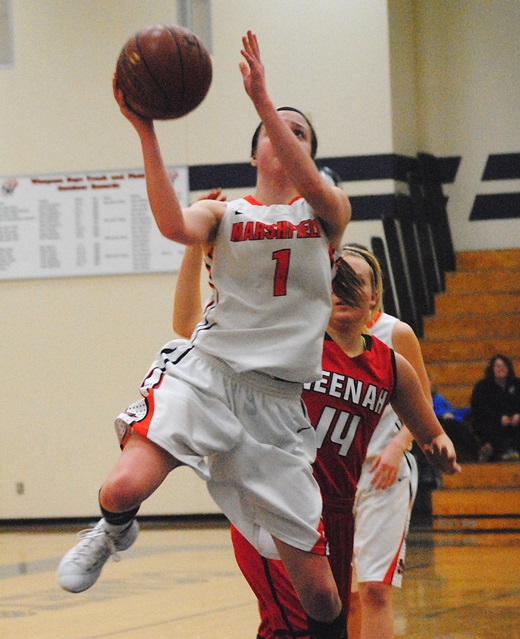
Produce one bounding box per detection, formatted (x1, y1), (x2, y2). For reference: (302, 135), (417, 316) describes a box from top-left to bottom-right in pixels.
(470, 354), (520, 462)
(430, 379), (479, 462)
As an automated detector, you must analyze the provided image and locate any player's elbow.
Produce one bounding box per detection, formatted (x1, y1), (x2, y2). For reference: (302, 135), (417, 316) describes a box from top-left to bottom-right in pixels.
(158, 221), (185, 243)
(173, 313), (199, 339)
(173, 319), (191, 339)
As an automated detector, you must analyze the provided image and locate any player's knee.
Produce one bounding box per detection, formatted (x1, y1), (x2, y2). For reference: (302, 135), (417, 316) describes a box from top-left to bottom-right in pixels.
(100, 473), (142, 512)
(301, 581), (340, 619)
(361, 582), (390, 612)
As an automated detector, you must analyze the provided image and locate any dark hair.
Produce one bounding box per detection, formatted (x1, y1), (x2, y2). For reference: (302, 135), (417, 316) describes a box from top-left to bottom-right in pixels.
(485, 354), (516, 382)
(341, 244), (383, 310)
(250, 106), (318, 159)
(332, 258), (364, 308)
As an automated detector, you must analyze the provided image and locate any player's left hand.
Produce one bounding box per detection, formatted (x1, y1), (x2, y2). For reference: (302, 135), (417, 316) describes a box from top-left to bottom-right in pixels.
(421, 433), (462, 475)
(239, 31), (268, 104)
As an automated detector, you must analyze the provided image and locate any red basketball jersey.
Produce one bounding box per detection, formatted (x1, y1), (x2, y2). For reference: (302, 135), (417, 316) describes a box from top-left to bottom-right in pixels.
(303, 333), (397, 501)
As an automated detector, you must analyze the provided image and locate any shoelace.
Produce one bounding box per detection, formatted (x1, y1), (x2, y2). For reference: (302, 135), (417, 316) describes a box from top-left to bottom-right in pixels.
(74, 527), (121, 562)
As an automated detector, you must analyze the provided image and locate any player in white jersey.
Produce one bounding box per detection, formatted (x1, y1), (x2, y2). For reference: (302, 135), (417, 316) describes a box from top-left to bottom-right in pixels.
(346, 252), (430, 639)
(191, 195), (334, 381)
(57, 31), (353, 639)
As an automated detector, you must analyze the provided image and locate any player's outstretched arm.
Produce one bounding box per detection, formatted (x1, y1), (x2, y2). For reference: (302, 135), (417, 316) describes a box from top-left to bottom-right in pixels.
(391, 354), (461, 475)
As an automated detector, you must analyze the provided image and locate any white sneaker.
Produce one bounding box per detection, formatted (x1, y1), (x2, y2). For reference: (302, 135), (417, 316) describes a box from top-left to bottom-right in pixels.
(56, 518), (139, 593)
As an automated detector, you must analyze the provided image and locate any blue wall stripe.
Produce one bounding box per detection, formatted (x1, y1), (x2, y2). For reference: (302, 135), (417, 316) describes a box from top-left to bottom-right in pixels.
(349, 194), (397, 221)
(189, 162), (257, 190)
(187, 151), (520, 223)
(187, 153), (473, 222)
(482, 153), (520, 180)
(470, 193), (520, 220)
(318, 154), (417, 182)
(188, 153), (418, 191)
(188, 153), (465, 193)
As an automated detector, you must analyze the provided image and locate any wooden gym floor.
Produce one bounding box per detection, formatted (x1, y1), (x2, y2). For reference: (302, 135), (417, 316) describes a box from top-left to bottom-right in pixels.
(1, 518), (519, 639)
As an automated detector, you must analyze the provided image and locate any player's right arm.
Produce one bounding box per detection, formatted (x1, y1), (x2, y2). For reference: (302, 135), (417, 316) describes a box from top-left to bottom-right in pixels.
(113, 78), (225, 244)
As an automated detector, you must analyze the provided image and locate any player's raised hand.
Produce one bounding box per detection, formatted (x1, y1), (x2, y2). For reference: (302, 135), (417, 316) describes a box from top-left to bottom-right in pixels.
(239, 31), (268, 104)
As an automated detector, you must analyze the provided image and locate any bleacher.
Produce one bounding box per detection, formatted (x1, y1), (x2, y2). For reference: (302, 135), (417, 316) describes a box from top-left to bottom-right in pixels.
(424, 248), (520, 408)
(424, 248), (520, 532)
(432, 461), (520, 532)
(363, 153), (520, 533)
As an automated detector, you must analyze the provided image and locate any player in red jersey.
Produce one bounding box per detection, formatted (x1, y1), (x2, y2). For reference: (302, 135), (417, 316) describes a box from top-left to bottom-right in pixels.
(173, 241), (460, 638)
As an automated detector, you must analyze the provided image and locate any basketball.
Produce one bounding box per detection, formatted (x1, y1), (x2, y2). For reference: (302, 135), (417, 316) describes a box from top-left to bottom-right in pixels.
(115, 24), (212, 120)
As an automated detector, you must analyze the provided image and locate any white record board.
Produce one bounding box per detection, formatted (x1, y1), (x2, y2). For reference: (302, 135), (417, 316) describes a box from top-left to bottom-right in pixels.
(0, 167), (189, 280)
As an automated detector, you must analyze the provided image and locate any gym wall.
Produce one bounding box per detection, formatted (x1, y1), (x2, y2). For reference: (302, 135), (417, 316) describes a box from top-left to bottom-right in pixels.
(0, 0), (518, 519)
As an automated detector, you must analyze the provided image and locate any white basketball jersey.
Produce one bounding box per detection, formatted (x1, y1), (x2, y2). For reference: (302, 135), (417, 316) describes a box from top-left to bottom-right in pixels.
(191, 196), (334, 383)
(366, 312), (402, 457)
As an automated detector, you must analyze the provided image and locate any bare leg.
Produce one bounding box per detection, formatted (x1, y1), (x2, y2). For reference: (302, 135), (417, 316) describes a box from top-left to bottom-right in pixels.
(347, 591), (362, 639)
(57, 430), (183, 594)
(358, 581), (393, 639)
(100, 430), (182, 513)
(273, 537), (342, 622)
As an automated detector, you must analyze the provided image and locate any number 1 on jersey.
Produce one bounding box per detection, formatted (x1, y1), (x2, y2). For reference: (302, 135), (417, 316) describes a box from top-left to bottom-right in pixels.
(272, 249), (291, 296)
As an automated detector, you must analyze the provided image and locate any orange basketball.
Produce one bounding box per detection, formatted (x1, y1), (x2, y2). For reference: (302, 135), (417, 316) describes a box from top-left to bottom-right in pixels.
(115, 24), (212, 120)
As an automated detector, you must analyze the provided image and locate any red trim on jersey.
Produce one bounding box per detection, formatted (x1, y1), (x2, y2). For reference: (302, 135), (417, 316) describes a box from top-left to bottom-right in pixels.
(382, 529), (406, 585)
(243, 194), (261, 205)
(309, 517), (328, 556)
(132, 393), (155, 438)
(130, 375), (164, 439)
(366, 310), (382, 330)
(243, 194), (303, 206)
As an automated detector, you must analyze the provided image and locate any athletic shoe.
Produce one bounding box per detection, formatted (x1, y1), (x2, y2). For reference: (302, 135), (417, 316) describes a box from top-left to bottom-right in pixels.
(56, 518), (139, 593)
(501, 448), (520, 461)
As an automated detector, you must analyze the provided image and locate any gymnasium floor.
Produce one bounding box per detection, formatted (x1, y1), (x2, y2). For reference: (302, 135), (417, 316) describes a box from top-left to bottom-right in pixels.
(1, 518), (519, 639)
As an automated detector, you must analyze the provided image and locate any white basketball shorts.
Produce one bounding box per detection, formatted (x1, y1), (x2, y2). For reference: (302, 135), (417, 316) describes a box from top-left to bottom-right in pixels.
(352, 451), (418, 588)
(115, 339), (327, 559)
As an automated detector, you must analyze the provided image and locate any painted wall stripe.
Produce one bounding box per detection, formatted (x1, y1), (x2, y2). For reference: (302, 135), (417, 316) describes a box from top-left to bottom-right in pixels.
(482, 153), (520, 181)
(188, 154), (417, 192)
(470, 193), (520, 220)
